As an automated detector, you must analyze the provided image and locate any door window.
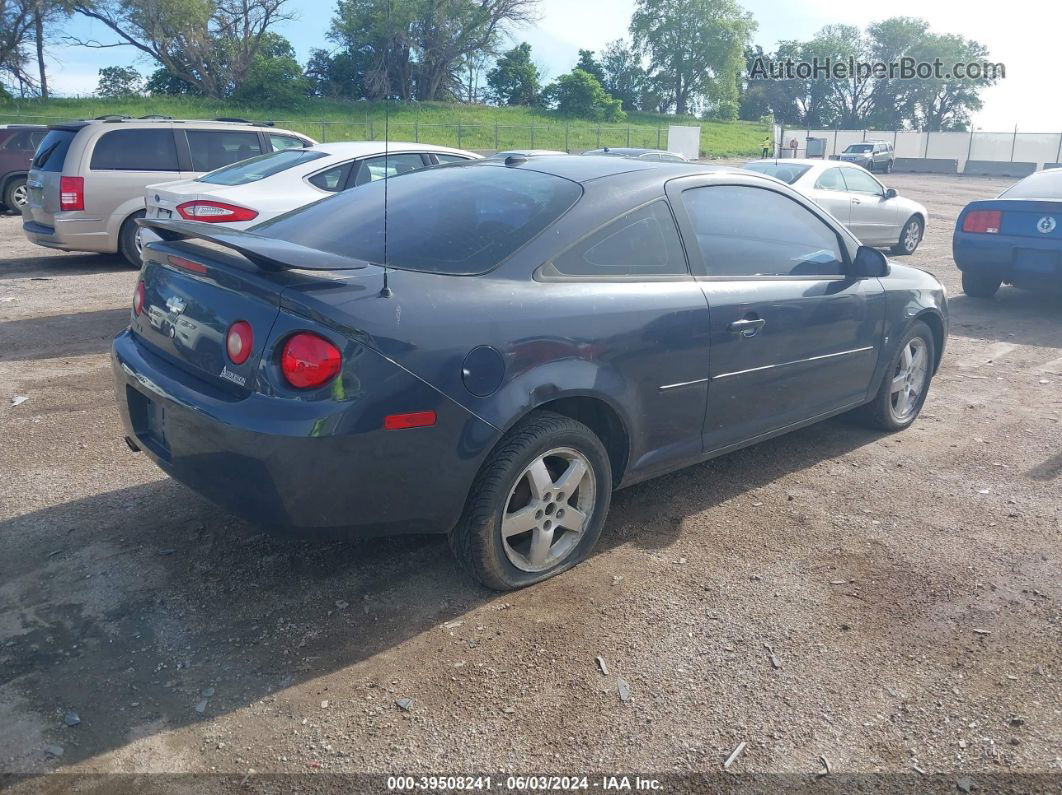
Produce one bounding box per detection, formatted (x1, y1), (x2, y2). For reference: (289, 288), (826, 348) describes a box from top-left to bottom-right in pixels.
(352, 153), (428, 186)
(840, 168), (884, 195)
(90, 129), (179, 171)
(681, 185), (845, 278)
(814, 168), (847, 192)
(552, 201), (687, 276)
(269, 134), (306, 151)
(187, 130), (264, 172)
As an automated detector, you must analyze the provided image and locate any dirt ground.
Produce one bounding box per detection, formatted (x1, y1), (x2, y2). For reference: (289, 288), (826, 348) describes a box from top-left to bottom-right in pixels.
(0, 172), (1060, 791)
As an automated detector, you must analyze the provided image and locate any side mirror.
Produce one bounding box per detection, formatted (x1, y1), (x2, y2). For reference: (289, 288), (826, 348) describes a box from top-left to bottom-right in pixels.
(884, 187), (897, 199)
(851, 245), (889, 278)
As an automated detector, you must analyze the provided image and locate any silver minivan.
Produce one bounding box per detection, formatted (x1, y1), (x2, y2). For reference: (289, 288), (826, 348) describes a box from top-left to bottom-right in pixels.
(22, 118), (315, 265)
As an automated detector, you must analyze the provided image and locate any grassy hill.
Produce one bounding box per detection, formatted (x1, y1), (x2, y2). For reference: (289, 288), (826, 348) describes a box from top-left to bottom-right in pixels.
(0, 97), (766, 157)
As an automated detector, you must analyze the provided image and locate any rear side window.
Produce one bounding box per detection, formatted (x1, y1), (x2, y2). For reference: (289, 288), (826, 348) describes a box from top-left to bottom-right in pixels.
(269, 133), (306, 151)
(198, 149), (328, 186)
(90, 129), (179, 171)
(188, 130), (264, 172)
(681, 185), (845, 278)
(32, 129), (76, 172)
(351, 153), (428, 186)
(255, 164), (582, 275)
(553, 201), (687, 276)
(307, 162), (353, 192)
(434, 153), (472, 164)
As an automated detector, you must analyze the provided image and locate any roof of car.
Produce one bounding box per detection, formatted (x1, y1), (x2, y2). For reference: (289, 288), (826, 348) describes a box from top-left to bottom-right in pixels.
(45, 118), (305, 134)
(746, 158), (863, 169)
(479, 154), (726, 183)
(309, 141), (476, 157)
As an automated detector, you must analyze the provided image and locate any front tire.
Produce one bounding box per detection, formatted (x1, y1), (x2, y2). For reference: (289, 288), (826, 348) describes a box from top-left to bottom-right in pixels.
(891, 215), (923, 256)
(450, 411), (612, 590)
(118, 210), (146, 267)
(856, 321), (935, 432)
(961, 271), (1002, 298)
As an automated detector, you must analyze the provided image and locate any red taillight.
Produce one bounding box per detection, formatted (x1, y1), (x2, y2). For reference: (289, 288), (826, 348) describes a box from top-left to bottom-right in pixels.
(176, 200), (258, 223)
(59, 176), (84, 211)
(384, 411), (437, 430)
(280, 333), (342, 389)
(132, 280), (145, 317)
(962, 209), (1002, 234)
(226, 321), (253, 365)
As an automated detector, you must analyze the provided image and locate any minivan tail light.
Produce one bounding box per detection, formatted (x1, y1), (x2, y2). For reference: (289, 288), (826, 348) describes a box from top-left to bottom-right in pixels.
(280, 333), (342, 389)
(59, 176), (84, 211)
(962, 209), (1001, 234)
(176, 200), (258, 223)
(226, 321), (253, 365)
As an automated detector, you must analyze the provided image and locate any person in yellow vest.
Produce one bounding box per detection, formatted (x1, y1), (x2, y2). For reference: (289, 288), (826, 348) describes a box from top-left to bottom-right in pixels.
(761, 136), (772, 158)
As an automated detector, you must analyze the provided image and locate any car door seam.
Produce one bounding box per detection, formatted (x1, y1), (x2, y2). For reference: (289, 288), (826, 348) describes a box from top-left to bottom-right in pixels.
(712, 345), (875, 380)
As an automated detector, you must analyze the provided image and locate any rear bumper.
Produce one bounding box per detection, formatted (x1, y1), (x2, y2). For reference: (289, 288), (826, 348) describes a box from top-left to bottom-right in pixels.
(112, 329), (500, 534)
(953, 233), (1062, 286)
(23, 216), (117, 254)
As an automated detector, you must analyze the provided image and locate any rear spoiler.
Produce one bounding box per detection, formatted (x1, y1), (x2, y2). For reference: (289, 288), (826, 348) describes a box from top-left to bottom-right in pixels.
(138, 218), (371, 272)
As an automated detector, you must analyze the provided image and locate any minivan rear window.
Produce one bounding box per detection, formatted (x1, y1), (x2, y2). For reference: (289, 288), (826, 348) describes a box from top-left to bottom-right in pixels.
(254, 164), (582, 275)
(199, 149), (328, 186)
(32, 129), (76, 172)
(90, 129), (179, 172)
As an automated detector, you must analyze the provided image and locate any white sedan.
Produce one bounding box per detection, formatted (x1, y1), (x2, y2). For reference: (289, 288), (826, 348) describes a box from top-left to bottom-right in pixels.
(142, 141), (481, 233)
(742, 158), (927, 255)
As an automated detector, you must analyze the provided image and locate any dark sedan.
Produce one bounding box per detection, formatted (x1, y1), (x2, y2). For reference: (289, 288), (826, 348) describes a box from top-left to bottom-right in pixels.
(113, 156), (948, 590)
(953, 168), (1062, 297)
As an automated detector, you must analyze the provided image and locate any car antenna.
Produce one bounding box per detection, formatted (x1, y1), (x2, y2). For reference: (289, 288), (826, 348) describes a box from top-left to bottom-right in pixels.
(379, 0), (394, 299)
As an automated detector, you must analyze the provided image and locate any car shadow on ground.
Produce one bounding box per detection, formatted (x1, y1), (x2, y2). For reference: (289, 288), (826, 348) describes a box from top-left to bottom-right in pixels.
(0, 253), (130, 281)
(0, 307), (130, 361)
(0, 413), (881, 773)
(946, 289), (1062, 348)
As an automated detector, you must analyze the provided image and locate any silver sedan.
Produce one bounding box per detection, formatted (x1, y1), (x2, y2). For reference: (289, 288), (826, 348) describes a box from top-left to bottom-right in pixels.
(743, 158), (927, 255)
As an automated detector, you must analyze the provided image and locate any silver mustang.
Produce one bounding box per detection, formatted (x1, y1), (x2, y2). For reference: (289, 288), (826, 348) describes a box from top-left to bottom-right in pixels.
(743, 158), (928, 255)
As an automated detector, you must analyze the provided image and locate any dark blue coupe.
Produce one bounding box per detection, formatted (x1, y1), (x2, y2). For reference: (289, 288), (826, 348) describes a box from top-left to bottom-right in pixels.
(954, 168), (1062, 297)
(113, 156), (948, 589)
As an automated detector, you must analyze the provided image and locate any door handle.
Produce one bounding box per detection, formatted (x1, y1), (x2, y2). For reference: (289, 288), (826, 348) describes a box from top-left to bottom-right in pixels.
(728, 317), (766, 338)
(851, 198), (861, 204)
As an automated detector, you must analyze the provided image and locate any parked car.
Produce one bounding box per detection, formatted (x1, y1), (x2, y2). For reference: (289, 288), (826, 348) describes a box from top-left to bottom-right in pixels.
(0, 124), (46, 214)
(141, 142), (480, 240)
(838, 141), (895, 173)
(489, 149), (567, 159)
(742, 158), (927, 255)
(114, 156), (947, 590)
(953, 168), (1062, 297)
(582, 147), (688, 162)
(21, 118), (315, 265)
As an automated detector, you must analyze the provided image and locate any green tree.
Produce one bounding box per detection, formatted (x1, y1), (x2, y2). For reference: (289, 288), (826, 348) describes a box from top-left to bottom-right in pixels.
(906, 33), (996, 131)
(599, 39), (644, 111)
(486, 41), (539, 105)
(304, 48), (367, 99)
(70, 0), (295, 98)
(542, 68), (624, 121)
(231, 34), (308, 106)
(574, 48), (604, 85)
(95, 65), (143, 97)
(630, 0), (755, 116)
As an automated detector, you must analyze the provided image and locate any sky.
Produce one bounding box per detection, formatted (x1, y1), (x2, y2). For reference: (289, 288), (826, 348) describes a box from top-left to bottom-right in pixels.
(39, 0), (1062, 131)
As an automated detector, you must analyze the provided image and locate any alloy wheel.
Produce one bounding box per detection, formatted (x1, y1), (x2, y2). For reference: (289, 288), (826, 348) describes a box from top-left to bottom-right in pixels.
(889, 337), (929, 422)
(12, 182), (28, 209)
(903, 220), (921, 252)
(500, 447), (596, 573)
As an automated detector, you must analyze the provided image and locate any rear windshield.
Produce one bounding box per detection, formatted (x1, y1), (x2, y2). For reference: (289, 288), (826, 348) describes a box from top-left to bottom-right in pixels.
(742, 162), (811, 184)
(198, 149), (328, 186)
(999, 171), (1062, 199)
(844, 144), (873, 153)
(32, 129), (76, 172)
(253, 164), (582, 275)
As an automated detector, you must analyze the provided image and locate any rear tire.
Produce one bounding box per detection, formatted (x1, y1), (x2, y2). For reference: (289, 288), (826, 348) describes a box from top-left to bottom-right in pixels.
(855, 321), (935, 432)
(449, 410), (612, 590)
(961, 271), (1002, 298)
(890, 215), (923, 256)
(3, 176), (27, 213)
(119, 210), (146, 267)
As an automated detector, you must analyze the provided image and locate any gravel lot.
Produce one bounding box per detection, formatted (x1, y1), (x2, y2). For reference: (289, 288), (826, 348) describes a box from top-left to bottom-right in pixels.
(1, 173), (1060, 789)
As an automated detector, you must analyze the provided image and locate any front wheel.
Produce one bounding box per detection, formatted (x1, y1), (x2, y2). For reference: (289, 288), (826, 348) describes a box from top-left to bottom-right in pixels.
(855, 321), (935, 432)
(118, 210), (146, 267)
(450, 411), (612, 590)
(961, 271), (1002, 298)
(891, 216), (923, 256)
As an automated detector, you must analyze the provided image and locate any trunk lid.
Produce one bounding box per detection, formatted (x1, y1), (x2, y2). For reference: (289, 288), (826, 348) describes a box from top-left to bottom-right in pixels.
(996, 200), (1062, 240)
(24, 127), (79, 227)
